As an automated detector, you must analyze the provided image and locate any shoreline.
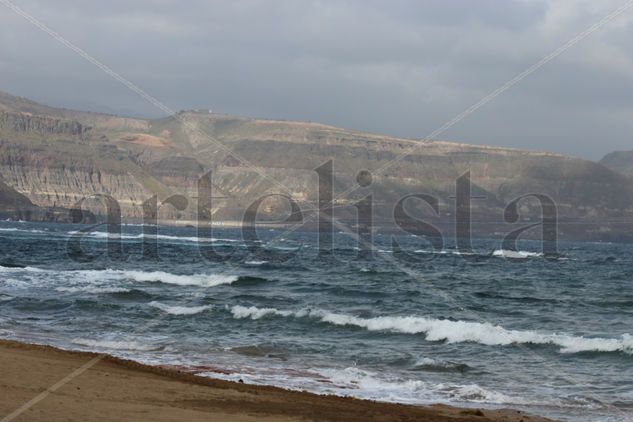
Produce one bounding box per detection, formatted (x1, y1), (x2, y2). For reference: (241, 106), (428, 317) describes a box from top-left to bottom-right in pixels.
(0, 339), (555, 421)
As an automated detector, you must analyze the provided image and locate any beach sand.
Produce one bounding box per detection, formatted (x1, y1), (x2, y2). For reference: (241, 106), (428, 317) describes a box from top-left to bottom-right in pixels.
(0, 340), (554, 421)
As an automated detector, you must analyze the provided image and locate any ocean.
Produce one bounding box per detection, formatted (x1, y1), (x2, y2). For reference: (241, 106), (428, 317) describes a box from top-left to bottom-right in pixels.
(0, 220), (631, 421)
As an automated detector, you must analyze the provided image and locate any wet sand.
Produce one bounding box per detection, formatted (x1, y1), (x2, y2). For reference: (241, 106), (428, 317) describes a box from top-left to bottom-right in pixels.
(0, 340), (555, 421)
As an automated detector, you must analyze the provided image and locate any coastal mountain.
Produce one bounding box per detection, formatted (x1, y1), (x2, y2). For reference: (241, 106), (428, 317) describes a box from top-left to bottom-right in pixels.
(600, 150), (633, 177)
(0, 90), (632, 238)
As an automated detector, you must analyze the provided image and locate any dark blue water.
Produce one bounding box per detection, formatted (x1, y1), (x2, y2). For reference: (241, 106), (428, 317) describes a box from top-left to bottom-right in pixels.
(0, 221), (632, 421)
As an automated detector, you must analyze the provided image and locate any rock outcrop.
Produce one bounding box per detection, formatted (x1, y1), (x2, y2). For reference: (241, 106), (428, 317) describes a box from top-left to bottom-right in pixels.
(0, 111), (89, 138)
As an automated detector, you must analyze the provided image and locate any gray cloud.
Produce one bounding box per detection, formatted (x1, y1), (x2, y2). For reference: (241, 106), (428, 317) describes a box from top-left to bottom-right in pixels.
(1, 0), (632, 159)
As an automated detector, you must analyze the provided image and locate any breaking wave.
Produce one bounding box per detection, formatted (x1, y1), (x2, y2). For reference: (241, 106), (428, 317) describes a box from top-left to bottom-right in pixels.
(411, 249), (543, 259)
(229, 306), (633, 355)
(0, 226), (244, 245)
(56, 286), (132, 294)
(149, 301), (213, 315)
(244, 260), (269, 266)
(0, 265), (239, 288)
(0, 227), (45, 234)
(0, 265), (43, 273)
(412, 358), (473, 373)
(208, 365), (538, 407)
(106, 270), (239, 287)
(492, 249), (542, 259)
(68, 231), (239, 244)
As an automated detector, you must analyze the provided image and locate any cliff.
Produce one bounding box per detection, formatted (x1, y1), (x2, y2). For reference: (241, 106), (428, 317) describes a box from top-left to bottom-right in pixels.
(0, 179), (33, 211)
(0, 90), (632, 239)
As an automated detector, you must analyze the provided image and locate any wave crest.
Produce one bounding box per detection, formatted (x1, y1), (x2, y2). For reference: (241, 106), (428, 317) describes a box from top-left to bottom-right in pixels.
(492, 249), (542, 259)
(112, 270), (238, 287)
(229, 305), (633, 355)
(149, 301), (212, 315)
(1, 266), (239, 288)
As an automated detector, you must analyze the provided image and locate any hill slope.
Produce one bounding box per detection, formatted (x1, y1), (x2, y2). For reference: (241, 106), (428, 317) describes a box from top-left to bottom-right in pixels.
(600, 150), (633, 177)
(0, 91), (632, 238)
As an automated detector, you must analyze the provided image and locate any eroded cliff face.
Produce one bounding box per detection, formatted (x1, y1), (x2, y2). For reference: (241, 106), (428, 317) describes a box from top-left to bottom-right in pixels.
(0, 155), (204, 221)
(0, 161), (149, 218)
(0, 112), (179, 219)
(0, 91), (632, 237)
(0, 111), (89, 138)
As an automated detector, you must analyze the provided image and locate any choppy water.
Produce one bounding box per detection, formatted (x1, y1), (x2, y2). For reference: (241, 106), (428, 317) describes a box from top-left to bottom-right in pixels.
(0, 221), (632, 421)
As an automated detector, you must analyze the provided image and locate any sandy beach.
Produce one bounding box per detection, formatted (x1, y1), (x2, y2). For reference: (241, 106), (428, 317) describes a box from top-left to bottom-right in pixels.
(0, 340), (554, 422)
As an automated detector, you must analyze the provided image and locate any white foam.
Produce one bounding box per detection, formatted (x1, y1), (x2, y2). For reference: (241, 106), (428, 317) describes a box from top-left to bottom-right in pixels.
(325, 367), (526, 405)
(432, 383), (523, 404)
(68, 231), (239, 243)
(414, 249), (476, 256)
(229, 306), (633, 355)
(56, 286), (131, 294)
(207, 365), (535, 407)
(244, 260), (268, 266)
(72, 338), (160, 351)
(415, 357), (445, 367)
(0, 227), (45, 234)
(231, 305), (298, 319)
(149, 301), (212, 315)
(0, 266), (238, 289)
(492, 249), (542, 259)
(115, 270), (238, 287)
(67, 268), (236, 288)
(0, 265), (44, 273)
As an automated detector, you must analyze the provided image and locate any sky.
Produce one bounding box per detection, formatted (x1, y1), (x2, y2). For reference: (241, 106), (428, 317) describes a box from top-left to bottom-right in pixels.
(1, 0), (633, 160)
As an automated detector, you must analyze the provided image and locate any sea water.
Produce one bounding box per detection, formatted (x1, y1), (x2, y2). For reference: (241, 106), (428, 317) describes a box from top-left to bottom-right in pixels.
(0, 221), (631, 421)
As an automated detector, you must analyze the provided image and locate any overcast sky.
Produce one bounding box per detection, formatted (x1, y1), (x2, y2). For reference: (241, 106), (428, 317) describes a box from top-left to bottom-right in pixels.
(1, 0), (633, 159)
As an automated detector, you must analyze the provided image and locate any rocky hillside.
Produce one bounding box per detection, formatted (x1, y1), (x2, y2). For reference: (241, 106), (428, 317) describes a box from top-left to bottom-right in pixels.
(1, 91), (632, 239)
(600, 151), (633, 177)
(0, 178), (81, 222)
(0, 179), (33, 210)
